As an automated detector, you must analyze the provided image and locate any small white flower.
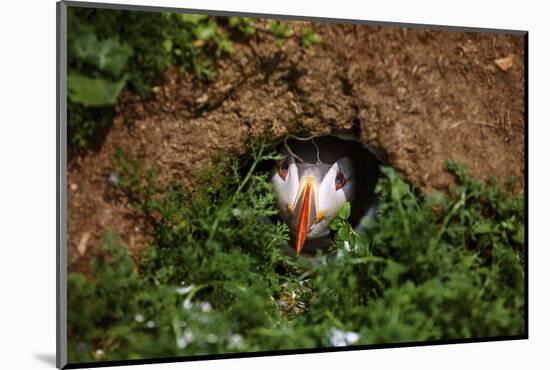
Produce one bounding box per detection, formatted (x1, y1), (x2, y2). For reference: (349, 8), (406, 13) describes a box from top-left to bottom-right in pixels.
(176, 338), (186, 349)
(184, 329), (194, 341)
(94, 348), (105, 357)
(343, 240), (351, 251)
(146, 320), (156, 328)
(228, 334), (243, 349)
(176, 284), (194, 295)
(231, 208), (242, 217)
(342, 240), (359, 253)
(200, 302), (212, 313)
(182, 299), (193, 310)
(329, 327), (360, 347)
(176, 329), (195, 349)
(134, 313), (144, 323)
(345, 331), (359, 343)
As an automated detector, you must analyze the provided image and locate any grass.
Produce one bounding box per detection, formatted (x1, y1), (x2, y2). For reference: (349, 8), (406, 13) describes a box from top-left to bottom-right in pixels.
(67, 138), (525, 363)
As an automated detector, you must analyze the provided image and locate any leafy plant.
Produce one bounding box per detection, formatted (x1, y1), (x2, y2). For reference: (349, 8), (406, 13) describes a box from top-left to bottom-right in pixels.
(67, 8), (235, 148)
(267, 20), (293, 48)
(317, 162), (524, 343)
(68, 146), (524, 363)
(301, 26), (322, 49)
(228, 17), (257, 37)
(68, 74), (128, 106)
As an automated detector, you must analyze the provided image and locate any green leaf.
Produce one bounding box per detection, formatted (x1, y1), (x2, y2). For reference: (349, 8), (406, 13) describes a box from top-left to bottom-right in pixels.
(337, 226), (349, 241)
(178, 13), (208, 24)
(383, 261), (406, 285)
(301, 26), (322, 48)
(229, 17), (256, 37)
(196, 19), (217, 40)
(72, 32), (97, 60)
(473, 222), (494, 235)
(268, 20), (292, 48)
(329, 218), (344, 231)
(96, 39), (133, 76)
(162, 39), (173, 53)
(268, 20), (292, 38)
(68, 73), (127, 106)
(512, 225), (524, 245)
(215, 36), (235, 55)
(338, 202), (351, 220)
(72, 31), (133, 77)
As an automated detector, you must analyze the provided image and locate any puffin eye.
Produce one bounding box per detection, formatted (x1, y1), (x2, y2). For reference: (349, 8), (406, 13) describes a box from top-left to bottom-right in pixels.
(335, 172), (347, 190)
(278, 158), (289, 180)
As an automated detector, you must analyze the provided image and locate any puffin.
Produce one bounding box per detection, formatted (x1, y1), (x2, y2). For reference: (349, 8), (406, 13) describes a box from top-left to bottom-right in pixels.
(271, 136), (379, 256)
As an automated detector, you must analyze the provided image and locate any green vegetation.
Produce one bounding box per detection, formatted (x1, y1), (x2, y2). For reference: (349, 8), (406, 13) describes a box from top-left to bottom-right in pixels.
(67, 8), (233, 148)
(67, 139), (524, 363)
(67, 8), (321, 149)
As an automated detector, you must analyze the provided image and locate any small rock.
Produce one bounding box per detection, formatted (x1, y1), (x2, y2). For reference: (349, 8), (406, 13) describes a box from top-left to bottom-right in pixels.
(77, 232), (91, 256)
(460, 39), (478, 54)
(494, 54), (514, 72)
(196, 94), (209, 104)
(70, 183), (78, 191)
(108, 172), (119, 185)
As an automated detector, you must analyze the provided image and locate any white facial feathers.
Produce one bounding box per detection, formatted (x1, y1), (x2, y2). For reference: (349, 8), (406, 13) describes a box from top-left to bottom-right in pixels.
(309, 157), (355, 238)
(271, 156), (299, 223)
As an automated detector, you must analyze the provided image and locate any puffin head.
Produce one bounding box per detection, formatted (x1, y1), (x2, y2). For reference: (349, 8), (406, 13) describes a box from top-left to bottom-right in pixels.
(271, 153), (355, 255)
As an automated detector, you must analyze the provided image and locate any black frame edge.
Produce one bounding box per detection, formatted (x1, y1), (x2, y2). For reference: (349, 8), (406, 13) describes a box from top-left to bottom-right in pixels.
(63, 335), (527, 369)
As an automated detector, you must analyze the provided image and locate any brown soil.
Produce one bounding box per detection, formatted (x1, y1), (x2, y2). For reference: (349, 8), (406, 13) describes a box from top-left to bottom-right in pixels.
(67, 20), (525, 274)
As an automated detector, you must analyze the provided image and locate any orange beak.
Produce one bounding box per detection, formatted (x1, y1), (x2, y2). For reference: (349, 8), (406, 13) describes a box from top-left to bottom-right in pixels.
(295, 180), (313, 256)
